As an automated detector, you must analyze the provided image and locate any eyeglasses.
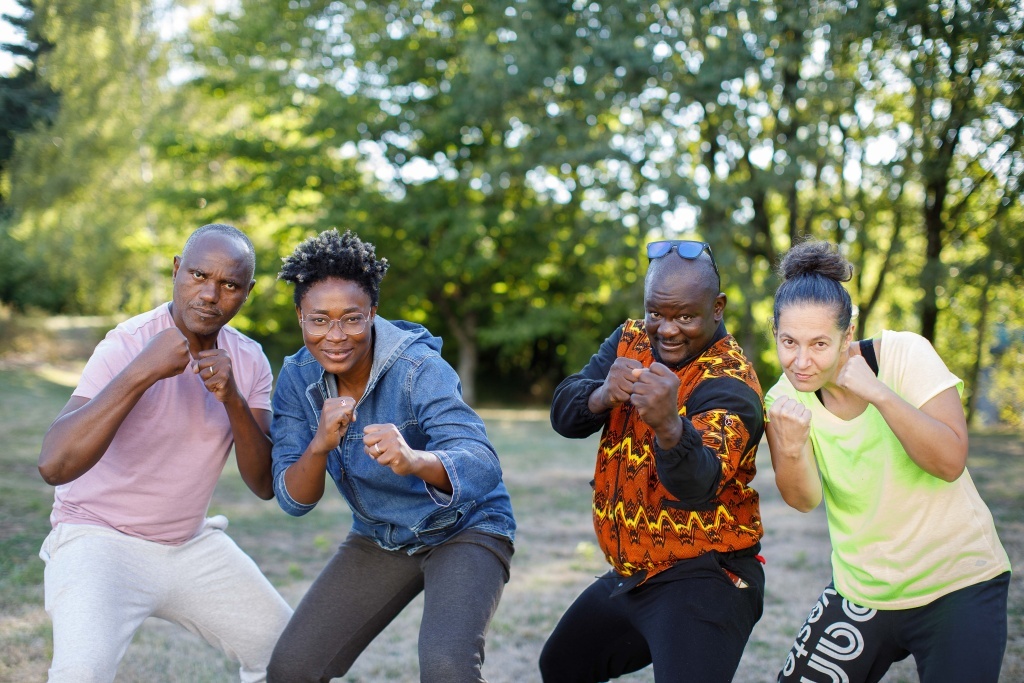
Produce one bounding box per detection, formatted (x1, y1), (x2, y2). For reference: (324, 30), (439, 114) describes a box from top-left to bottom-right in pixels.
(300, 313), (370, 338)
(646, 240), (720, 279)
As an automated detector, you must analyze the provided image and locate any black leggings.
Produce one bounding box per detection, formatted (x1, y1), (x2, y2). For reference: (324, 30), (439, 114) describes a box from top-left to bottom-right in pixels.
(779, 572), (1010, 683)
(539, 552), (764, 683)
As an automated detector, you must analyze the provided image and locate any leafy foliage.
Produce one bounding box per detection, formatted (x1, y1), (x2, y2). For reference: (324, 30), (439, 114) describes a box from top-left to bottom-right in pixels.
(0, 0), (1021, 420)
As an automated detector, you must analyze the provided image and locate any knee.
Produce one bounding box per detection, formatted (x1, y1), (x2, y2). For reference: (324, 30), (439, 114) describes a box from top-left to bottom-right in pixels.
(265, 653), (294, 683)
(48, 659), (118, 683)
(266, 650), (329, 683)
(420, 646), (481, 683)
(267, 642), (352, 683)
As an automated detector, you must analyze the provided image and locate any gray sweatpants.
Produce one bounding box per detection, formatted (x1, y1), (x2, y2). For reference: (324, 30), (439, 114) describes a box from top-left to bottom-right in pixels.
(40, 518), (293, 683)
(267, 529), (514, 683)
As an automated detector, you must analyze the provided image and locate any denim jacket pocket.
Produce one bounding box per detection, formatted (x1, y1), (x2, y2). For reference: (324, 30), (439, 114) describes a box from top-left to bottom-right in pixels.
(412, 500), (476, 542)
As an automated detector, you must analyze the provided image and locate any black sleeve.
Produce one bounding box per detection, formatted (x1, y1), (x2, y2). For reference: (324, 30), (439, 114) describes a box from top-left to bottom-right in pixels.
(654, 376), (765, 507)
(549, 325), (624, 439)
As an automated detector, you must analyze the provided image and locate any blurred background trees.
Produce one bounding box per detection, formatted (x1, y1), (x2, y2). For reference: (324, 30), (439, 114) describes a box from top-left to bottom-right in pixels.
(0, 0), (1021, 421)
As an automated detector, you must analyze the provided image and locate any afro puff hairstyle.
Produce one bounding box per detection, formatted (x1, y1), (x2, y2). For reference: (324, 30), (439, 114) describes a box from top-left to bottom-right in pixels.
(278, 229), (389, 308)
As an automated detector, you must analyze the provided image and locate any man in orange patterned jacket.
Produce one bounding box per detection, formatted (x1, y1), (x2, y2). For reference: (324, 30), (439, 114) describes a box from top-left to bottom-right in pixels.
(540, 240), (765, 683)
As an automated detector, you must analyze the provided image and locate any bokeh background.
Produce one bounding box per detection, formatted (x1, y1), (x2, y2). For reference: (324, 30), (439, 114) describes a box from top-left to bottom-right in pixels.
(0, 0), (1021, 416)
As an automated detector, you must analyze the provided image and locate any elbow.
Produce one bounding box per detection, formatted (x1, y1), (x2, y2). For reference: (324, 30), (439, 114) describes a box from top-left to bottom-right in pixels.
(663, 480), (718, 509)
(280, 501), (312, 517)
(927, 442), (968, 483)
(938, 458), (967, 483)
(790, 498), (820, 514)
(780, 489), (821, 513)
(274, 482), (316, 515)
(249, 473), (276, 500)
(38, 448), (68, 486)
(38, 462), (62, 486)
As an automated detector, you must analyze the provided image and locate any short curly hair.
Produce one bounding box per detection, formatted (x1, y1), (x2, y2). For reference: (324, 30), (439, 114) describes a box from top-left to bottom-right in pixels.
(278, 229), (389, 308)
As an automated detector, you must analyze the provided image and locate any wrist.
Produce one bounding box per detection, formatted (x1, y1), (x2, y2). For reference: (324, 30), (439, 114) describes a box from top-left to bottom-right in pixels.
(587, 387), (610, 414)
(654, 416), (683, 450)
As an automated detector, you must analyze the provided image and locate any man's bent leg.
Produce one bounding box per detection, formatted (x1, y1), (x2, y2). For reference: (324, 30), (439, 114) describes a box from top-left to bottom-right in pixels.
(539, 573), (652, 683)
(155, 518), (292, 683)
(630, 572), (762, 683)
(41, 524), (160, 683)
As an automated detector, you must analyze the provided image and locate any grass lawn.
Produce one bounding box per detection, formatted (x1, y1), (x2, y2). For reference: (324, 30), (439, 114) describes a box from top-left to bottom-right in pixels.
(0, 363), (1021, 682)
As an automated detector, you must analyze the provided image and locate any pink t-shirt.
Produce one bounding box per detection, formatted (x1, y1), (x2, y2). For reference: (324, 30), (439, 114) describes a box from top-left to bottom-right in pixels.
(50, 303), (273, 545)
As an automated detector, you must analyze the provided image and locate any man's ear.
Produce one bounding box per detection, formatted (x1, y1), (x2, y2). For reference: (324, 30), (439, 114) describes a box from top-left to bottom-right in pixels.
(714, 293), (727, 321)
(172, 255), (182, 279)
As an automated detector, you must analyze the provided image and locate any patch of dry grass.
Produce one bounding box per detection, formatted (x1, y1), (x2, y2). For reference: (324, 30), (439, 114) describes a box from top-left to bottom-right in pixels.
(0, 363), (1021, 682)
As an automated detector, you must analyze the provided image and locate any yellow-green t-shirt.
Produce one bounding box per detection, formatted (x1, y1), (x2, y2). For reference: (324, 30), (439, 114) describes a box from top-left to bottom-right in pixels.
(765, 330), (1010, 609)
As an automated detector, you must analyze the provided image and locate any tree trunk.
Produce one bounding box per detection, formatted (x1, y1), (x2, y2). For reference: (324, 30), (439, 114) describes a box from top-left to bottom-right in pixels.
(919, 178), (947, 342)
(857, 185), (904, 338)
(965, 267), (992, 427)
(437, 300), (478, 405)
(456, 333), (479, 406)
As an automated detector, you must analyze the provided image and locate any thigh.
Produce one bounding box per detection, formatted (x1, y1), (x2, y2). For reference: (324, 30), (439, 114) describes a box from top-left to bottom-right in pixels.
(268, 532), (425, 683)
(418, 532), (513, 683)
(778, 583), (905, 683)
(628, 573), (762, 683)
(157, 524), (292, 681)
(41, 525), (159, 683)
(539, 573), (652, 683)
(902, 572), (1010, 683)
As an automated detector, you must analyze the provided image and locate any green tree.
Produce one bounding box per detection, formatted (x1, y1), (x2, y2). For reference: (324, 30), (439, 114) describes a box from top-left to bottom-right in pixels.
(5, 0), (178, 313)
(165, 0), (646, 402)
(0, 0), (58, 206)
(0, 0), (61, 310)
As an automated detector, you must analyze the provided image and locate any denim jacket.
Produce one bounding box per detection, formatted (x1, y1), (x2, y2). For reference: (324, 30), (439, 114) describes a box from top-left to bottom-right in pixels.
(271, 317), (516, 552)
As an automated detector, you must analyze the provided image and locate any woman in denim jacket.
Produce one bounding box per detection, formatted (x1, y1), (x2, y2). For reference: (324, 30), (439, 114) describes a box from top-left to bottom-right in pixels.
(266, 229), (516, 683)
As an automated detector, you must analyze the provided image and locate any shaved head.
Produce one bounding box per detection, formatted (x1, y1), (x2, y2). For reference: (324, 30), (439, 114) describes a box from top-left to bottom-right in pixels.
(645, 251), (721, 300)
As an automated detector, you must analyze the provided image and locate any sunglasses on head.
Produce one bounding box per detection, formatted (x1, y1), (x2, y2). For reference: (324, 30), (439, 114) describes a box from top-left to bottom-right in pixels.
(646, 240), (720, 278)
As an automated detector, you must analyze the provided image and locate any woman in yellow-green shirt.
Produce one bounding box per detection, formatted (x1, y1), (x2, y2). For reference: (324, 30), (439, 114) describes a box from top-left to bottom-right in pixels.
(765, 240), (1010, 683)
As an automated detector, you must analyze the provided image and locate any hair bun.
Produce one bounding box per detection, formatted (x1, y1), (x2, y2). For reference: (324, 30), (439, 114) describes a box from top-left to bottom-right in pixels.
(778, 239), (853, 283)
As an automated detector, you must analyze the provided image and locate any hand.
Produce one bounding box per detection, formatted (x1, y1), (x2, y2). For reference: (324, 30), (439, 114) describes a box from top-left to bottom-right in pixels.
(193, 349), (239, 403)
(630, 362), (682, 440)
(767, 396), (812, 455)
(136, 328), (192, 382)
(363, 424), (421, 477)
(310, 396), (358, 454)
(590, 357), (645, 412)
(835, 354), (886, 404)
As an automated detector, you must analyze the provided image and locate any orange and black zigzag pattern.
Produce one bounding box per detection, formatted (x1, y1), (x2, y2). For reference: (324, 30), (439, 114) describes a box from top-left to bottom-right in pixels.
(593, 319), (763, 579)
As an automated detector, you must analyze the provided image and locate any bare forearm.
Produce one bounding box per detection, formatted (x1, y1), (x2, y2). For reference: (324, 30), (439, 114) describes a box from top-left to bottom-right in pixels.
(766, 427), (821, 512)
(872, 390), (967, 481)
(224, 397), (274, 499)
(411, 451), (453, 494)
(282, 447), (331, 505)
(38, 366), (154, 485)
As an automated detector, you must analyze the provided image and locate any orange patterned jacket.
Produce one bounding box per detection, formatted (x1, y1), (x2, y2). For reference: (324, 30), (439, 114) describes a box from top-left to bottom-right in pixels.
(592, 319), (764, 580)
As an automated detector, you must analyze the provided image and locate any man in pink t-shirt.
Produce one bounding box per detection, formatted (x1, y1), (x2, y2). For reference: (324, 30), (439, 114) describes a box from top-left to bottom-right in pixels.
(37, 224), (291, 683)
